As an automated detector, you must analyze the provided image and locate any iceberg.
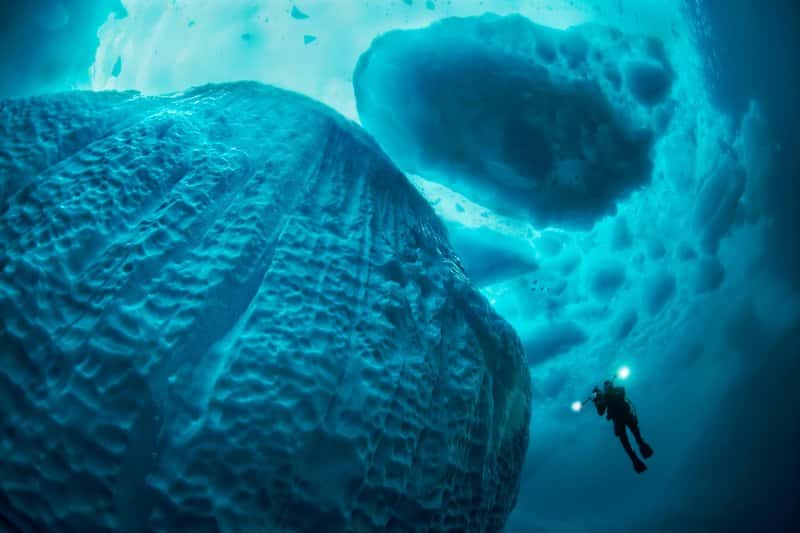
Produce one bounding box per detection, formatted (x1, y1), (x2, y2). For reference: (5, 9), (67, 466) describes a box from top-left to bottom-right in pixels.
(0, 82), (530, 531)
(354, 15), (675, 228)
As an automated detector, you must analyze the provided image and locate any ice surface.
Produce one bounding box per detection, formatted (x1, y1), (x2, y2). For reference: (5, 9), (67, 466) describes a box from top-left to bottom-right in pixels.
(111, 56), (122, 78)
(643, 270), (676, 316)
(693, 153), (746, 253)
(0, 82), (530, 531)
(523, 321), (587, 365)
(354, 14), (675, 227)
(448, 225), (539, 286)
(589, 262), (626, 299)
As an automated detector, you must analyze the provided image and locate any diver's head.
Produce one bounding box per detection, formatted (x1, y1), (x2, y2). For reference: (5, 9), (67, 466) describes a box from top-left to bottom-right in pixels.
(603, 380), (613, 390)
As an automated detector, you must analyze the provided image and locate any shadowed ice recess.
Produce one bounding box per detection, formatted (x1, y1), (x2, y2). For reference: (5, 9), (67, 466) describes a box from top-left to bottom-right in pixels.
(354, 14), (674, 228)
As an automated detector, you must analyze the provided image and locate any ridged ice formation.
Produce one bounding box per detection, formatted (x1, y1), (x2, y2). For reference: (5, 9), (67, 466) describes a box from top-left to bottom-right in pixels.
(0, 82), (531, 532)
(354, 15), (675, 227)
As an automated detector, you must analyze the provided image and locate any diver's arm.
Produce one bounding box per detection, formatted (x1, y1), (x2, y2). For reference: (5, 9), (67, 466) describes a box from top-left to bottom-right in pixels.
(592, 389), (606, 416)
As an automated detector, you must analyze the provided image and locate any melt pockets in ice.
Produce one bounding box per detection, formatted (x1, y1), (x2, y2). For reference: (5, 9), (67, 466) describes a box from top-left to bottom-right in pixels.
(0, 82), (531, 532)
(354, 15), (676, 228)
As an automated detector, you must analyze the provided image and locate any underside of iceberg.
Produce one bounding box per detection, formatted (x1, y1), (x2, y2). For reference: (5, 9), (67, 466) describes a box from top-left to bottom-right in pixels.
(354, 15), (674, 228)
(0, 82), (531, 532)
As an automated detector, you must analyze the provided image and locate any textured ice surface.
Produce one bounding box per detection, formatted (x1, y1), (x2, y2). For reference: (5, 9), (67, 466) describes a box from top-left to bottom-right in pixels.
(354, 14), (675, 227)
(0, 82), (531, 532)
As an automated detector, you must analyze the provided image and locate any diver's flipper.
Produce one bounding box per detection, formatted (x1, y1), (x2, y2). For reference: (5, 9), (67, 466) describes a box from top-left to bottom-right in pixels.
(633, 459), (647, 474)
(639, 442), (653, 459)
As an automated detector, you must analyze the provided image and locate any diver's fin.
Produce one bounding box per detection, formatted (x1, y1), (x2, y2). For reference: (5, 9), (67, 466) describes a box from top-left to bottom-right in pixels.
(639, 443), (653, 459)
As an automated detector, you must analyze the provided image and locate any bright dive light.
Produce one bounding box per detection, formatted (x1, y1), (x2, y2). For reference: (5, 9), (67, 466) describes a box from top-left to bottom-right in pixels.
(571, 401), (582, 412)
(617, 366), (631, 380)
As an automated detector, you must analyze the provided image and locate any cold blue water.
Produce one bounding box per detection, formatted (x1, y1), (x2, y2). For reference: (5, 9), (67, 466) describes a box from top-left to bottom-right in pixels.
(1, 1), (798, 532)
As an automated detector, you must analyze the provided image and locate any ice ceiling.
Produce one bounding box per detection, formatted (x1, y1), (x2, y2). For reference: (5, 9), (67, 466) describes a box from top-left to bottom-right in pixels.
(6, 0), (799, 531)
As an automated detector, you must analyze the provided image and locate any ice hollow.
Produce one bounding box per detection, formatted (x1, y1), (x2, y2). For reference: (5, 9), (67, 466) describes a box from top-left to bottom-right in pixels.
(0, 82), (531, 531)
(354, 14), (675, 228)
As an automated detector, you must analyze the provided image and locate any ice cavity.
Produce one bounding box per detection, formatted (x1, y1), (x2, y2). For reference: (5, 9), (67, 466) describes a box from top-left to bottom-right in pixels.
(0, 82), (530, 532)
(354, 14), (676, 228)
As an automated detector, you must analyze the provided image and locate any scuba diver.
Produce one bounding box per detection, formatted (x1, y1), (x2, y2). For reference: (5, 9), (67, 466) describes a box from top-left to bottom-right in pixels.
(593, 380), (653, 473)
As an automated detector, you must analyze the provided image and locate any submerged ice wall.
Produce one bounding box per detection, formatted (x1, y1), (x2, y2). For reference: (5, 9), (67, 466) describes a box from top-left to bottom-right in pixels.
(0, 82), (531, 532)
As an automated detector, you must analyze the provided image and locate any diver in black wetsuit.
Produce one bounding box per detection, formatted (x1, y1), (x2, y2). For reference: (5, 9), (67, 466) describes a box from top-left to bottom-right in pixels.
(593, 380), (653, 473)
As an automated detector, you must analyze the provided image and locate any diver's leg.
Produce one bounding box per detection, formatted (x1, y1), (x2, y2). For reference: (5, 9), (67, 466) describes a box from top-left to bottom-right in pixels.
(629, 420), (645, 445)
(616, 422), (646, 473)
(618, 429), (639, 461)
(628, 419), (653, 459)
